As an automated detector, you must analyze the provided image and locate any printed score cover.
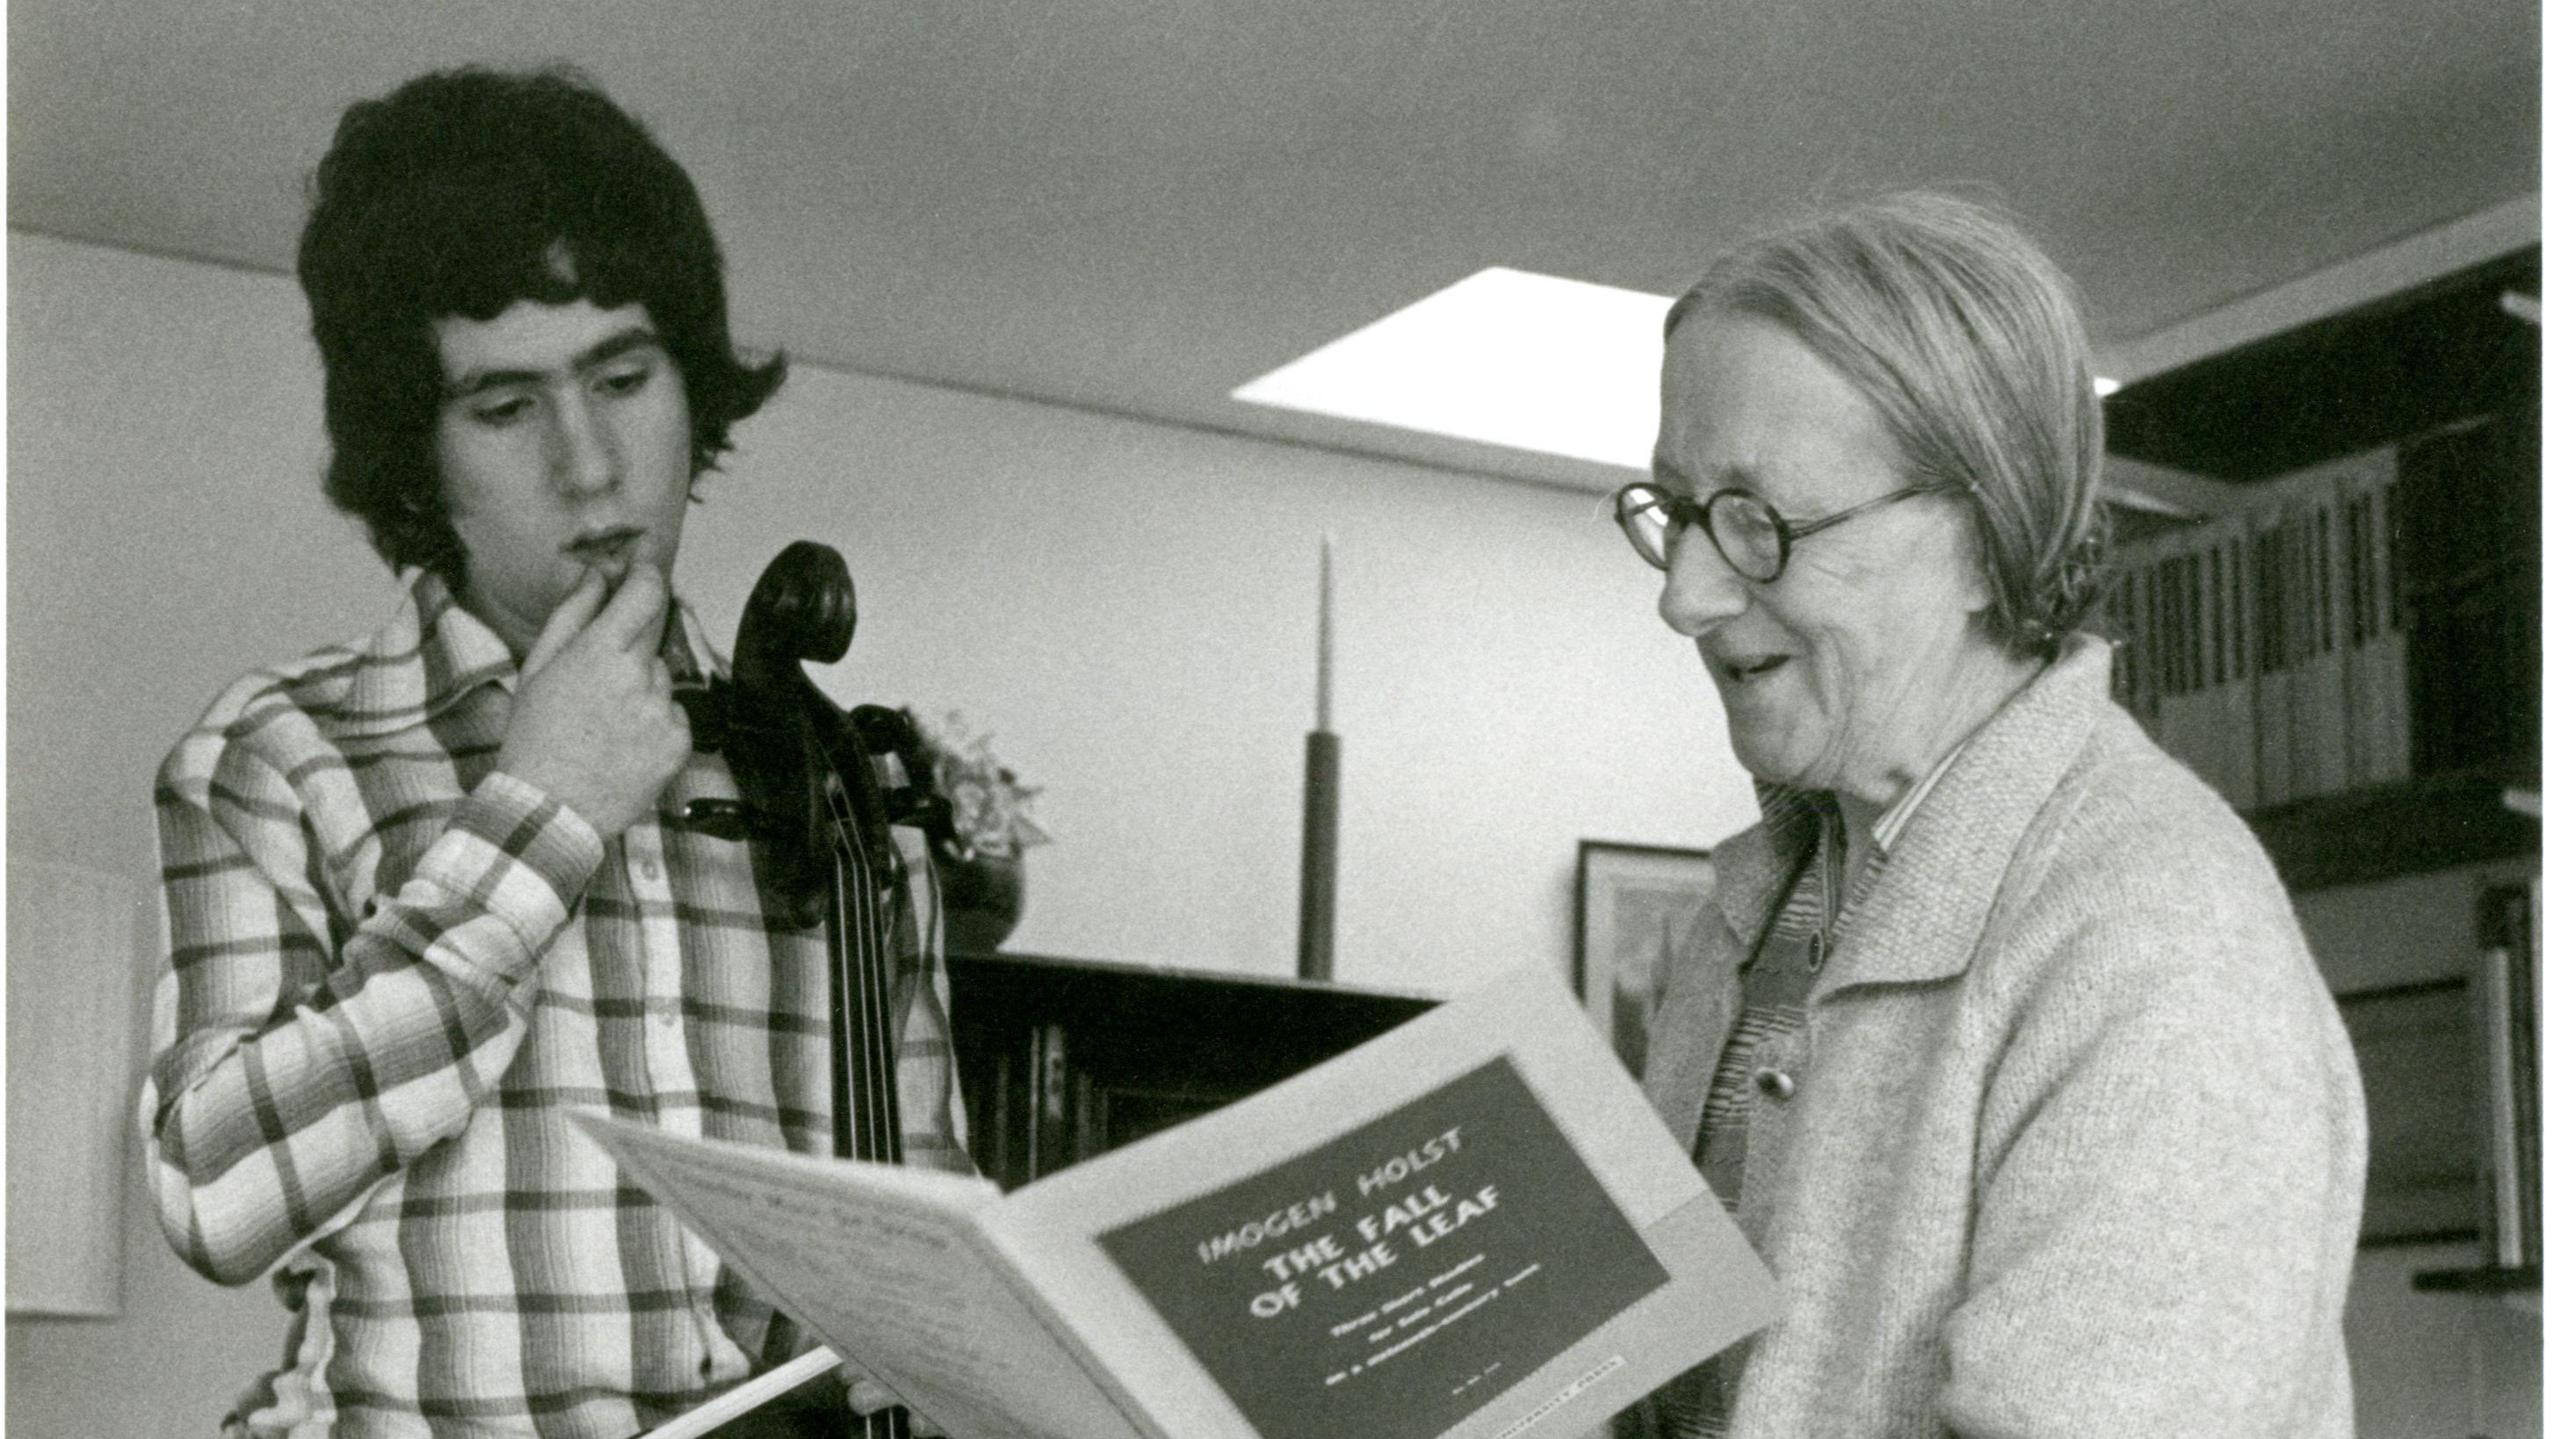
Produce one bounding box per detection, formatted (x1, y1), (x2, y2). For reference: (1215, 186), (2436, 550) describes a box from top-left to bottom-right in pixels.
(576, 966), (1777, 1439)
(1098, 1056), (1671, 1439)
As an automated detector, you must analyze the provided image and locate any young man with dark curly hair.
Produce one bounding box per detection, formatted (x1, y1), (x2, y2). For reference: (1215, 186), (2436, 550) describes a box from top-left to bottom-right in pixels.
(140, 65), (970, 1438)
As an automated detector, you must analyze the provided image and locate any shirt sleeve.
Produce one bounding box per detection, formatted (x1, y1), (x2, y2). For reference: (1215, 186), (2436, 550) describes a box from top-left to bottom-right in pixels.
(890, 825), (974, 1175)
(139, 734), (604, 1286)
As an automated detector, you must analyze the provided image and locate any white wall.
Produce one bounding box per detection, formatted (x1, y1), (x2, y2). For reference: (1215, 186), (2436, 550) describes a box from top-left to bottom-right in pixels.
(7, 229), (1758, 987)
(6, 230), (1758, 1435)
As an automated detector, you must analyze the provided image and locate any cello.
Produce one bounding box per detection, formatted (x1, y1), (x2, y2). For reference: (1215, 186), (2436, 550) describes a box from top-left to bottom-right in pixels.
(663, 541), (955, 1439)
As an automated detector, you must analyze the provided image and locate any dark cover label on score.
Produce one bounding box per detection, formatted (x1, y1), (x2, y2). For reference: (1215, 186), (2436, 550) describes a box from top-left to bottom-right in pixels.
(1097, 1057), (1668, 1439)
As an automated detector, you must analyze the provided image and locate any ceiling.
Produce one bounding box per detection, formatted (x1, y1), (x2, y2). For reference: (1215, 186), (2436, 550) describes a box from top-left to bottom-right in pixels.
(9, 0), (2540, 495)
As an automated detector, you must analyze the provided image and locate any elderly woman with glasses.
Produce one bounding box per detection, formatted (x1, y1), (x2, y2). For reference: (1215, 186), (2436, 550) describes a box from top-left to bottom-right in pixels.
(1611, 193), (2365, 1438)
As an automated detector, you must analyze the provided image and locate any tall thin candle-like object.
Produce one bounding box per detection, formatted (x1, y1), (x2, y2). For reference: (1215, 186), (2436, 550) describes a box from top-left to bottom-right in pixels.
(1315, 537), (1332, 732)
(1298, 535), (1340, 982)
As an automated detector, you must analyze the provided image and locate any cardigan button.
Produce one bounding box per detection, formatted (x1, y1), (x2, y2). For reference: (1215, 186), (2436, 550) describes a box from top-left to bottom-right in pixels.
(1753, 1068), (1796, 1101)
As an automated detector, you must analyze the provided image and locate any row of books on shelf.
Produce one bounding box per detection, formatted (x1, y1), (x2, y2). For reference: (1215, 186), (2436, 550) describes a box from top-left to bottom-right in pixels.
(2100, 408), (2537, 814)
(2102, 446), (2406, 810)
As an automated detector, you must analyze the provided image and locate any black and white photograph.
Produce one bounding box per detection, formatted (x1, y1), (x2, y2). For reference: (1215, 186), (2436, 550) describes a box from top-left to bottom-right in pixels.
(7, 2), (2538, 1437)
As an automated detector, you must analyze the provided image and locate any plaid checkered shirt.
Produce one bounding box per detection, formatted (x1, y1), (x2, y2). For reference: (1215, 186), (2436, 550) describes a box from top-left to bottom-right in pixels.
(141, 570), (972, 1438)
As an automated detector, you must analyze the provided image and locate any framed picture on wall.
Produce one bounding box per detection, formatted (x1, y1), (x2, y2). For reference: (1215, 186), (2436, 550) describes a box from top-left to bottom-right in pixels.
(2339, 976), (2481, 1245)
(1574, 841), (1715, 1078)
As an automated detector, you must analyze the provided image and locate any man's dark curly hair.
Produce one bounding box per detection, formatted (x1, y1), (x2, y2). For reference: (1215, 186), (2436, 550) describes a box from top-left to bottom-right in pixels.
(297, 64), (786, 584)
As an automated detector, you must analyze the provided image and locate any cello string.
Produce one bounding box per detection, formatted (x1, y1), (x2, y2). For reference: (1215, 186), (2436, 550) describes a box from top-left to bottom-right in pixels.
(827, 770), (903, 1161)
(828, 767), (916, 1438)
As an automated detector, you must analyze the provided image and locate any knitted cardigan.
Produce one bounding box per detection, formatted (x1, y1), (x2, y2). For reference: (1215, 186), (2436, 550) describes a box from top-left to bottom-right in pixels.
(1639, 635), (2366, 1437)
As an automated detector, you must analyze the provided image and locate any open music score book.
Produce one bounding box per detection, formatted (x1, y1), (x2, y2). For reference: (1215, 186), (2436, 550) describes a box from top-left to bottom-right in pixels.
(574, 965), (1778, 1439)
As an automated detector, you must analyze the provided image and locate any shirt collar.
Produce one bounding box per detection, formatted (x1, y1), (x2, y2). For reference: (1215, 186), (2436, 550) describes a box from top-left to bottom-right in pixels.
(1870, 738), (1973, 855)
(333, 568), (717, 738)
(1749, 724), (1986, 867)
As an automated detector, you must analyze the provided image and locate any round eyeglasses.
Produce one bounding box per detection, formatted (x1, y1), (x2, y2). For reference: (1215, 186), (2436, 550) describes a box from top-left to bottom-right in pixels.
(1612, 480), (1963, 583)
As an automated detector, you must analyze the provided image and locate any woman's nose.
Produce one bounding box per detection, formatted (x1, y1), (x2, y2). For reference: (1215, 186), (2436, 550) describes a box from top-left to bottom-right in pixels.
(1657, 523), (1748, 636)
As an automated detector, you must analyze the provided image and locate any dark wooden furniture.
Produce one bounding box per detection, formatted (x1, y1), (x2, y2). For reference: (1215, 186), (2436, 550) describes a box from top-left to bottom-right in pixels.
(2248, 773), (2538, 894)
(946, 952), (1438, 1190)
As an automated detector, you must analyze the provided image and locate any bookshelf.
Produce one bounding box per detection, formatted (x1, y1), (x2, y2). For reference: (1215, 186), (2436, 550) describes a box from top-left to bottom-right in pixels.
(2410, 1265), (2539, 1297)
(2247, 772), (2536, 893)
(2103, 244), (2541, 1297)
(2101, 244), (2539, 897)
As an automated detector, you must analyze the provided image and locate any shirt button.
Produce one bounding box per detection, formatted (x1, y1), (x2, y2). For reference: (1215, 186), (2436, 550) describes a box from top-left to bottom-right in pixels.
(1753, 1068), (1796, 1101)
(639, 857), (663, 882)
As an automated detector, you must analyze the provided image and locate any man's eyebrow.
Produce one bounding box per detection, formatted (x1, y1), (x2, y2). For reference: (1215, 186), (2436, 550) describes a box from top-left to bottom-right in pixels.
(442, 326), (666, 399)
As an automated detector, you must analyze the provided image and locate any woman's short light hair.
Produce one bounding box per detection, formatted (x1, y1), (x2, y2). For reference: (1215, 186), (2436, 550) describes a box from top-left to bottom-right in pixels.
(1665, 191), (2108, 658)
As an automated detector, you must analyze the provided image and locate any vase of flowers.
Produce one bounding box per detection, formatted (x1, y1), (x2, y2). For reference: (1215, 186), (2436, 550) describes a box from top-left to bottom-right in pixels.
(905, 709), (1050, 954)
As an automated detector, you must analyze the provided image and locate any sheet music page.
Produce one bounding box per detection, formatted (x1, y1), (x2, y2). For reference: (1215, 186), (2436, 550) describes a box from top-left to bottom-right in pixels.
(573, 1117), (1150, 1439)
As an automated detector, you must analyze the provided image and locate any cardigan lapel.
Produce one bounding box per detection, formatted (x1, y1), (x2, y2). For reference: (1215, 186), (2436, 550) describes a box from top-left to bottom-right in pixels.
(1641, 816), (1793, 1151)
(1644, 637), (2117, 1139)
(1808, 635), (2114, 1006)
